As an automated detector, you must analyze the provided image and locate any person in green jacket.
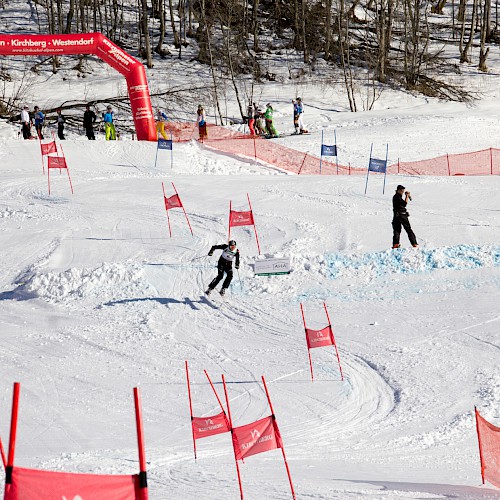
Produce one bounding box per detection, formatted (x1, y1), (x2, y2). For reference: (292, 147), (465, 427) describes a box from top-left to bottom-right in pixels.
(264, 103), (279, 138)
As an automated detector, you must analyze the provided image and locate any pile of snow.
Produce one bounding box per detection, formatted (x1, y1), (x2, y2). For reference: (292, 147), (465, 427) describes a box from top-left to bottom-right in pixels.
(24, 262), (154, 304)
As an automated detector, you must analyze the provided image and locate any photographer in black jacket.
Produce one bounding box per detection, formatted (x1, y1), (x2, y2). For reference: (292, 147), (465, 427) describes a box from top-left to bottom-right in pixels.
(392, 185), (418, 249)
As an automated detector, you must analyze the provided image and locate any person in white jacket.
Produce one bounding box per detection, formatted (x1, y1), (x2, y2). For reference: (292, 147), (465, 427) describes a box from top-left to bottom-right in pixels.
(20, 105), (32, 140)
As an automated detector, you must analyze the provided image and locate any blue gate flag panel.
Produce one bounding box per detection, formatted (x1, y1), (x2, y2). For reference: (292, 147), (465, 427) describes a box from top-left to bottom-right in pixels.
(368, 158), (387, 173)
(321, 144), (337, 156)
(158, 139), (173, 150)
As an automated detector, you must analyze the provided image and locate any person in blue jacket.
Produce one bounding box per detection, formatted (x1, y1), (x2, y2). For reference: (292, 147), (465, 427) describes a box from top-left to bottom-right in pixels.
(33, 106), (44, 139)
(103, 105), (116, 140)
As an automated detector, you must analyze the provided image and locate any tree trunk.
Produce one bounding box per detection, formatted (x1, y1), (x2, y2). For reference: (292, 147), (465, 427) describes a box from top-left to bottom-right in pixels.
(168, 0), (181, 48)
(459, 0), (477, 63)
(155, 0), (166, 54)
(324, 0), (333, 60)
(478, 0), (490, 70)
(140, 0), (154, 68)
(200, 0), (224, 124)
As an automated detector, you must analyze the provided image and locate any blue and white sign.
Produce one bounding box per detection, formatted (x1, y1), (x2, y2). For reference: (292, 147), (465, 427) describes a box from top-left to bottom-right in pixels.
(321, 144), (337, 157)
(368, 157), (387, 173)
(254, 257), (291, 276)
(158, 138), (173, 150)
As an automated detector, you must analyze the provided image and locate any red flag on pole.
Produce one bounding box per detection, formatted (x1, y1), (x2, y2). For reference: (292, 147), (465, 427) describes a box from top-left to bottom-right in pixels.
(192, 412), (231, 440)
(232, 415), (282, 461)
(475, 408), (500, 488)
(223, 375), (296, 500)
(40, 141), (57, 155)
(47, 152), (74, 195)
(39, 140), (58, 174)
(4, 383), (148, 500)
(185, 361), (231, 460)
(300, 303), (344, 382)
(162, 182), (193, 237)
(228, 193), (261, 254)
(4, 467), (142, 500)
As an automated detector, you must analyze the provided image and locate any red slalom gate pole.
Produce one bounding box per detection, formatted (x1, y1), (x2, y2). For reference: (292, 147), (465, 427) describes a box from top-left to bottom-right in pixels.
(134, 387), (148, 499)
(0, 437), (6, 468)
(6, 382), (20, 485)
(323, 303), (344, 381)
(474, 407), (486, 485)
(261, 376), (296, 500)
(228, 200), (232, 241)
(173, 182), (194, 237)
(300, 303), (315, 381)
(204, 369), (227, 415)
(223, 374), (244, 500)
(247, 193), (261, 255)
(162, 182), (173, 237)
(185, 361), (197, 460)
(59, 144), (74, 194)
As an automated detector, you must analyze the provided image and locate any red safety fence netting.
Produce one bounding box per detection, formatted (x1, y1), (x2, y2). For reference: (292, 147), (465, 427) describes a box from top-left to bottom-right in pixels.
(165, 121), (500, 176)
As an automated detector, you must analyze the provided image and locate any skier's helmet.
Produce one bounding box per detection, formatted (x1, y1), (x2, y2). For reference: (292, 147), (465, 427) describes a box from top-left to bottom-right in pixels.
(228, 240), (237, 248)
(297, 97), (302, 101)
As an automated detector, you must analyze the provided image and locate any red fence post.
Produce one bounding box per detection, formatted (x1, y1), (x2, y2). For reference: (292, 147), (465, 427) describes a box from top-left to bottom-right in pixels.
(446, 153), (451, 176)
(490, 148), (493, 175)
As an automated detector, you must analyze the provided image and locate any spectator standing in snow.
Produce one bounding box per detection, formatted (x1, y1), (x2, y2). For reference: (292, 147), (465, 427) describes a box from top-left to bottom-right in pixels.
(247, 103), (255, 135)
(103, 105), (116, 140)
(254, 104), (266, 135)
(83, 104), (97, 140)
(33, 106), (44, 139)
(292, 97), (308, 134)
(205, 240), (240, 296)
(264, 103), (279, 138)
(20, 105), (32, 140)
(156, 108), (169, 139)
(197, 104), (207, 141)
(56, 109), (65, 140)
(392, 185), (418, 249)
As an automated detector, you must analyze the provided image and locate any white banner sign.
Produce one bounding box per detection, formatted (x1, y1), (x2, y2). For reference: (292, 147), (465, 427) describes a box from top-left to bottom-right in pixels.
(254, 257), (291, 275)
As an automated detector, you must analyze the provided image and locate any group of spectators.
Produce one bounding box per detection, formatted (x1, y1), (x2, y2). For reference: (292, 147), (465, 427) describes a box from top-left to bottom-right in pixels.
(19, 104), (116, 141)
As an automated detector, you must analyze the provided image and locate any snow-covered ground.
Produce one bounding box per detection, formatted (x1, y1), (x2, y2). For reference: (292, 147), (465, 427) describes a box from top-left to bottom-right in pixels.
(0, 110), (499, 499)
(0, 8), (500, 496)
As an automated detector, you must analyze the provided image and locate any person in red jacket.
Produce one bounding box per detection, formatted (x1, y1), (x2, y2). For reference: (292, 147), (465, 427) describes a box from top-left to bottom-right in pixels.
(205, 240), (240, 296)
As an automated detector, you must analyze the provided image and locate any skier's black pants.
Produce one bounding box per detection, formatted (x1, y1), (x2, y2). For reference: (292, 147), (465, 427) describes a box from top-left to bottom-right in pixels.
(209, 259), (233, 290)
(85, 126), (95, 140)
(392, 215), (417, 246)
(58, 124), (65, 140)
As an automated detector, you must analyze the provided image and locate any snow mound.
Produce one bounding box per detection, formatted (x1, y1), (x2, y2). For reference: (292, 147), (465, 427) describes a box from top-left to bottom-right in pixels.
(327, 245), (500, 281)
(24, 262), (154, 304)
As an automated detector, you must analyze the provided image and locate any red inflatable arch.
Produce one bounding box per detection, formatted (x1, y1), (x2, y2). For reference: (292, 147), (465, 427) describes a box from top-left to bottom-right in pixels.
(0, 33), (156, 141)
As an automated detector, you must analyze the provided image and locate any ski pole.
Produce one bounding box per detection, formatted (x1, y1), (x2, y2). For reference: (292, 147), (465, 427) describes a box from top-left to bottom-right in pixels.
(191, 255), (209, 261)
(237, 268), (243, 290)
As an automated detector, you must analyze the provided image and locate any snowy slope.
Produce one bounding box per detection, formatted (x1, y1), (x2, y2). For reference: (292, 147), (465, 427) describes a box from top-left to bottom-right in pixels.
(0, 117), (499, 499)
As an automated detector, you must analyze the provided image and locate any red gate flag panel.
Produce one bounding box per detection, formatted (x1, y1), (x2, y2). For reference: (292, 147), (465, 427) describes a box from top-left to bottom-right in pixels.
(229, 210), (254, 227)
(192, 411), (231, 440)
(232, 415), (282, 461)
(476, 409), (500, 488)
(305, 326), (334, 349)
(40, 141), (57, 155)
(165, 193), (183, 210)
(47, 155), (68, 169)
(4, 467), (141, 500)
